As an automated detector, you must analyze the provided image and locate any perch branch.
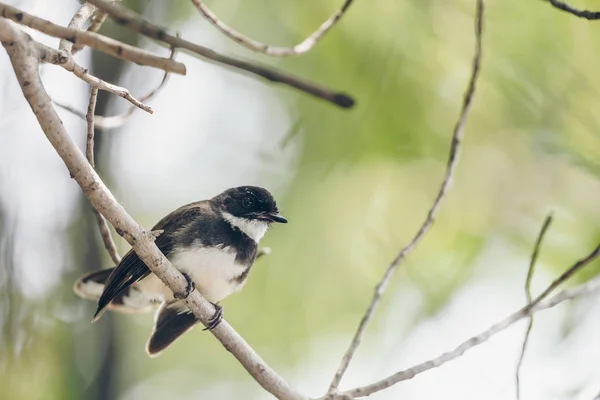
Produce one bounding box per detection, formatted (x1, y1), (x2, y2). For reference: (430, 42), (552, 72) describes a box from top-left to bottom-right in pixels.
(190, 0), (354, 56)
(0, 18), (305, 400)
(85, 0), (355, 109)
(336, 242), (600, 398)
(515, 213), (553, 400)
(327, 0), (485, 392)
(0, 3), (186, 75)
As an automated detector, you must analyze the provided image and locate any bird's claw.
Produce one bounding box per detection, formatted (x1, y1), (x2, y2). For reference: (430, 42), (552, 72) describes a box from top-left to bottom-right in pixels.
(174, 272), (195, 300)
(202, 303), (223, 331)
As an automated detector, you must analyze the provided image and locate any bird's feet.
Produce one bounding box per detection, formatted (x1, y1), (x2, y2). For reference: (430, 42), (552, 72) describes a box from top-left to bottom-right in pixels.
(202, 303), (224, 331)
(174, 272), (195, 300)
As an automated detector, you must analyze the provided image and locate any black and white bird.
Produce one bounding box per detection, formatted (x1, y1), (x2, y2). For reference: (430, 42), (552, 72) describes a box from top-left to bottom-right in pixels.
(73, 186), (287, 356)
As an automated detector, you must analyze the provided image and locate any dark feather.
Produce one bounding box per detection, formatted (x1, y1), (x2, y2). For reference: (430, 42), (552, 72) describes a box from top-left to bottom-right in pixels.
(92, 204), (207, 321)
(146, 301), (199, 356)
(73, 268), (115, 300)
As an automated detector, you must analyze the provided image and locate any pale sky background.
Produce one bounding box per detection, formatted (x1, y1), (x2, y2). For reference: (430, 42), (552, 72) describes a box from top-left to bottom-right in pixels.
(0, 1), (599, 399)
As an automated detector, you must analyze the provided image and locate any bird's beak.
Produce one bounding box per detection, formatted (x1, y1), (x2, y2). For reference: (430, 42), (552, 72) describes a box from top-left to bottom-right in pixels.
(266, 212), (288, 224)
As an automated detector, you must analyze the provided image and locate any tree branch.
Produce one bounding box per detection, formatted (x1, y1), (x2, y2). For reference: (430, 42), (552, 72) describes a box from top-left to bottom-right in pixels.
(0, 18), (306, 400)
(515, 213), (553, 400)
(546, 0), (600, 19)
(55, 38), (178, 130)
(32, 40), (153, 113)
(85, 0), (355, 109)
(190, 0), (353, 56)
(85, 86), (122, 265)
(327, 0), (485, 393)
(0, 3), (186, 75)
(336, 241), (600, 399)
(59, 2), (97, 53)
(72, 9), (108, 54)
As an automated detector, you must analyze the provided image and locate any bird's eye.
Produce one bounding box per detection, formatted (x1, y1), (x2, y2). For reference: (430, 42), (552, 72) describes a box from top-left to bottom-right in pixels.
(242, 196), (255, 209)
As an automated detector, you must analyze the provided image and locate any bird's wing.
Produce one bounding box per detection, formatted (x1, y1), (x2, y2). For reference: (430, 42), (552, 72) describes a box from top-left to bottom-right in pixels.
(92, 203), (207, 321)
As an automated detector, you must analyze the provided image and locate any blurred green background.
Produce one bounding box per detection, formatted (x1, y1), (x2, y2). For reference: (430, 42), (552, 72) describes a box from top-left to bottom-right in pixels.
(2, 0), (600, 399)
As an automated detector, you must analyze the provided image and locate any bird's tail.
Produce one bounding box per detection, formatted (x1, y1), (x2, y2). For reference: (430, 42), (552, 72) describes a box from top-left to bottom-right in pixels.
(73, 269), (154, 316)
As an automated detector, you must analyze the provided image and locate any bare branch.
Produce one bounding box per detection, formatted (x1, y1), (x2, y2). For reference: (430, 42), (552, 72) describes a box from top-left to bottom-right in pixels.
(33, 41), (153, 113)
(546, 0), (600, 19)
(0, 3), (186, 75)
(529, 244), (600, 308)
(88, 11), (108, 33)
(85, 87), (99, 168)
(327, 0), (485, 392)
(338, 241), (600, 398)
(515, 213), (553, 400)
(54, 102), (86, 119)
(85, 0), (355, 109)
(0, 18), (305, 400)
(73, 10), (108, 54)
(54, 40), (177, 129)
(190, 0), (353, 56)
(59, 2), (97, 53)
(85, 86), (122, 265)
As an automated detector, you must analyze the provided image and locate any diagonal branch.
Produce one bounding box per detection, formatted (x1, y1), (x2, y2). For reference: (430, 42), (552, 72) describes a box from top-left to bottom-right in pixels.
(190, 0), (353, 56)
(546, 0), (600, 19)
(0, 18), (306, 400)
(529, 243), (600, 308)
(337, 241), (600, 399)
(515, 213), (553, 400)
(56, 38), (178, 130)
(0, 3), (186, 75)
(33, 40), (152, 113)
(327, 0), (485, 392)
(85, 0), (355, 109)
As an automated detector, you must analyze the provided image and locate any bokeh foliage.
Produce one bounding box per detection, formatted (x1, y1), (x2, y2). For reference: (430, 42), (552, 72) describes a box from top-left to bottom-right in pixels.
(2, 0), (600, 399)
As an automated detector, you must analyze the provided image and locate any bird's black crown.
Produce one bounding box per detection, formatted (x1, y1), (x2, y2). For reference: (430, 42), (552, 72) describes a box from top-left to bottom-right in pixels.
(212, 186), (287, 223)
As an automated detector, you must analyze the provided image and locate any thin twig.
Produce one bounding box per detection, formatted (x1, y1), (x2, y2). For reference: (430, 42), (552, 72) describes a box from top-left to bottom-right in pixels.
(59, 2), (97, 53)
(54, 102), (87, 119)
(0, 19), (306, 400)
(0, 3), (186, 75)
(515, 213), (553, 400)
(546, 0), (600, 19)
(87, 11), (108, 33)
(85, 0), (355, 109)
(326, 0), (485, 392)
(91, 38), (176, 128)
(54, 40), (177, 129)
(85, 87), (99, 168)
(190, 0), (353, 56)
(33, 41), (153, 113)
(73, 11), (108, 54)
(85, 87), (122, 265)
(337, 242), (600, 399)
(529, 246), (600, 308)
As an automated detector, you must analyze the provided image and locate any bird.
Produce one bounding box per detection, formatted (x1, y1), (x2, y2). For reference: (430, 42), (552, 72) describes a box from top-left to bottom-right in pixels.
(73, 186), (287, 357)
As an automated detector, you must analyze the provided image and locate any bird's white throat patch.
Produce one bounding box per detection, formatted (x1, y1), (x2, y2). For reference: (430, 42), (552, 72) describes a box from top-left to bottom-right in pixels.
(222, 211), (268, 242)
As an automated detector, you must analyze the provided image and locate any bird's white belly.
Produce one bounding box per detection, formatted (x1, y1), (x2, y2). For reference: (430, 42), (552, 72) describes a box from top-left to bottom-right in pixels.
(137, 245), (248, 304)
